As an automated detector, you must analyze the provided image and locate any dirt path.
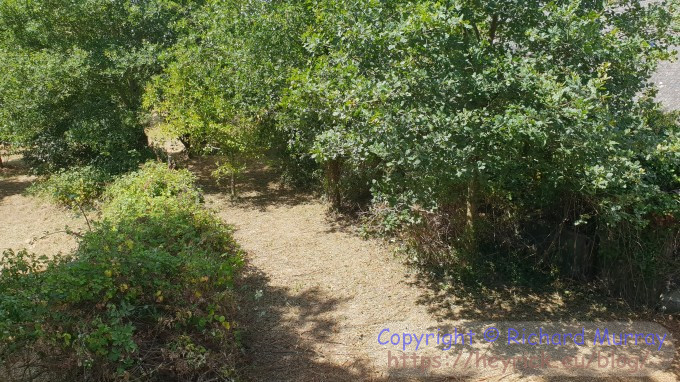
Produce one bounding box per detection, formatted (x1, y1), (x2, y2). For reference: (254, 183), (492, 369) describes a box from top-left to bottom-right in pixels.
(197, 164), (436, 380)
(0, 154), (676, 381)
(192, 160), (678, 382)
(0, 157), (84, 258)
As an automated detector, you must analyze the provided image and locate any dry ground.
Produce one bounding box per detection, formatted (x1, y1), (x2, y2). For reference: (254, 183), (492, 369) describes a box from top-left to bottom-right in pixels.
(0, 156), (84, 258)
(189, 158), (680, 382)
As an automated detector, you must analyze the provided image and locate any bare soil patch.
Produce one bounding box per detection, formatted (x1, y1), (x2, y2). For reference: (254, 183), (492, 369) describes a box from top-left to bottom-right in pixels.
(0, 156), (84, 258)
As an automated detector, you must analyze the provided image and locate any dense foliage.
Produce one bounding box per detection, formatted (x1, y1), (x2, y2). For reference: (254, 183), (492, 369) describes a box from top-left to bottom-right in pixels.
(0, 0), (202, 173)
(144, 0), (311, 191)
(146, 0), (680, 304)
(0, 163), (243, 381)
(279, 0), (680, 301)
(28, 166), (112, 209)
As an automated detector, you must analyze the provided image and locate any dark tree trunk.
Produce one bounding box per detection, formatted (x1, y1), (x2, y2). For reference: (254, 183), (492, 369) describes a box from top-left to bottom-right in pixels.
(178, 134), (192, 156)
(464, 173), (479, 254)
(326, 160), (342, 208)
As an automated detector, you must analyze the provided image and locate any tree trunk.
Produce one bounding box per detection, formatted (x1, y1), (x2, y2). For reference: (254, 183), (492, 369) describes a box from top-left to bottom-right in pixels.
(230, 172), (236, 198)
(489, 14), (499, 44)
(178, 134), (192, 157)
(139, 128), (150, 148)
(326, 160), (342, 208)
(464, 171), (479, 254)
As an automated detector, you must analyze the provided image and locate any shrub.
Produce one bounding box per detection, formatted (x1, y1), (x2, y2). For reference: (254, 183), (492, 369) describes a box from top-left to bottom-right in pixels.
(28, 165), (111, 209)
(0, 163), (243, 381)
(0, 0), (201, 173)
(144, 0), (312, 188)
(100, 161), (203, 222)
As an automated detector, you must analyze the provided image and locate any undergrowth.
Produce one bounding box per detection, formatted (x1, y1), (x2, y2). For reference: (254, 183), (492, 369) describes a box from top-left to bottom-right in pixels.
(0, 162), (243, 381)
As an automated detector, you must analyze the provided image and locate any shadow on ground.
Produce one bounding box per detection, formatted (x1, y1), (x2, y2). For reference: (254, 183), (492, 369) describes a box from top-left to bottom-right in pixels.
(407, 265), (680, 379)
(409, 272), (633, 321)
(188, 157), (315, 212)
(236, 260), (476, 381)
(235, 260), (378, 381)
(0, 157), (34, 203)
(0, 177), (33, 203)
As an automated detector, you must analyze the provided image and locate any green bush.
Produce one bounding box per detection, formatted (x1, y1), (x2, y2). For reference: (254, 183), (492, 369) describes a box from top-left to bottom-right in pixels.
(144, 0), (312, 186)
(0, 0), (209, 174)
(28, 165), (111, 209)
(0, 163), (243, 381)
(273, 0), (680, 304)
(100, 161), (203, 222)
(142, 0), (680, 304)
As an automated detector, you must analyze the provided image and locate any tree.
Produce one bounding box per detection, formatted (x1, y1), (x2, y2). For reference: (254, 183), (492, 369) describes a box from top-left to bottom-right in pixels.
(146, 0), (679, 303)
(0, 0), (202, 173)
(277, 0), (679, 301)
(145, 0), (311, 194)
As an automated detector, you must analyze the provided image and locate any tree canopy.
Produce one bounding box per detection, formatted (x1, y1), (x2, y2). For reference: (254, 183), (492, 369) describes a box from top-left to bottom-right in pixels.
(0, 0), (202, 173)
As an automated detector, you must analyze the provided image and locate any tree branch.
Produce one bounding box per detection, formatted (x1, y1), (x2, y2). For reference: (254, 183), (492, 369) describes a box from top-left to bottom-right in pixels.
(77, 204), (92, 232)
(472, 23), (481, 42)
(489, 14), (500, 44)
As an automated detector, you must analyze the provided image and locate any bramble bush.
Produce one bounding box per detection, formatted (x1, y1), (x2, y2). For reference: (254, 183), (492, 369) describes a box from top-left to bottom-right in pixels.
(100, 162), (204, 222)
(0, 162), (243, 381)
(28, 165), (111, 209)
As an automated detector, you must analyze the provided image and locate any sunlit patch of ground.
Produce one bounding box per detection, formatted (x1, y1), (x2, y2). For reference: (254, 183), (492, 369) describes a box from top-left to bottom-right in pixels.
(0, 155), (85, 259)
